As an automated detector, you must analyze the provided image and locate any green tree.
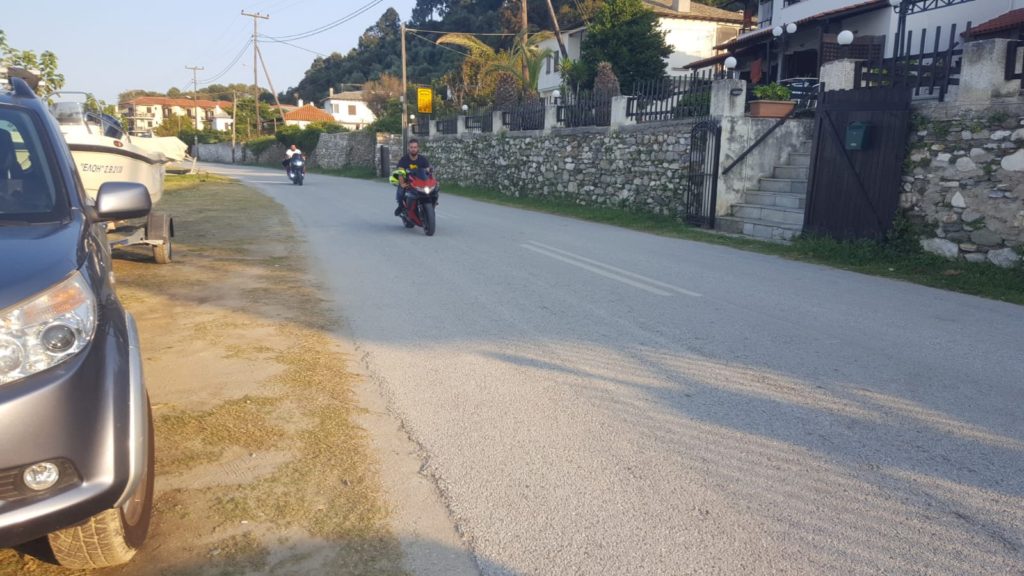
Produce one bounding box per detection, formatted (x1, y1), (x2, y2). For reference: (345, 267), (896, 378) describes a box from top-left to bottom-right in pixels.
(576, 0), (671, 93)
(0, 29), (65, 95)
(437, 30), (554, 100)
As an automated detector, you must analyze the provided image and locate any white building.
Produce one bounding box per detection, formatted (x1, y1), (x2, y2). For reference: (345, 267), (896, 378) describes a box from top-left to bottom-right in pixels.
(118, 97), (233, 136)
(536, 1), (744, 99)
(537, 27), (586, 98)
(209, 107), (233, 132)
(321, 88), (375, 130)
(710, 0), (1023, 82)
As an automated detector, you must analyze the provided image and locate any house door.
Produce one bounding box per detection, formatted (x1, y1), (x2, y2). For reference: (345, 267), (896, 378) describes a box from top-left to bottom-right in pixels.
(804, 86), (912, 240)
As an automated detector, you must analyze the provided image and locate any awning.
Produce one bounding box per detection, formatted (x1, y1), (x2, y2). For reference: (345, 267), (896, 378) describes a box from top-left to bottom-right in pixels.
(682, 53), (729, 70)
(714, 0), (887, 51)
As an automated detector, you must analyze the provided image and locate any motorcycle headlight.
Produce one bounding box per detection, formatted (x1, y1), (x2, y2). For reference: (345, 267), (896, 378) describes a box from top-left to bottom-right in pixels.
(423, 187), (433, 194)
(0, 272), (97, 385)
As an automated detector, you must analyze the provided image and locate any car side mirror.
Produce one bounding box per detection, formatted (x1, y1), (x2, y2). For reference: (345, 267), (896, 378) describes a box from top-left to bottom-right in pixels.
(94, 182), (152, 222)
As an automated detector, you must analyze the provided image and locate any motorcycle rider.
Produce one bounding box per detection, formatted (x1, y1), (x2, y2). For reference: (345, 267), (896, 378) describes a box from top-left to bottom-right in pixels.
(394, 139), (431, 216)
(282, 144), (305, 174)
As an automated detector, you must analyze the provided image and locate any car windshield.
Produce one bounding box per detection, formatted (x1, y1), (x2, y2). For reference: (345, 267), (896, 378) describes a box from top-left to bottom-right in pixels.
(0, 106), (63, 223)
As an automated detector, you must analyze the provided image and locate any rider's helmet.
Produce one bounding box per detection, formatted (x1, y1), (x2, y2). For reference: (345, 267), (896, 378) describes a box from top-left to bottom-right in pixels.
(389, 168), (408, 185)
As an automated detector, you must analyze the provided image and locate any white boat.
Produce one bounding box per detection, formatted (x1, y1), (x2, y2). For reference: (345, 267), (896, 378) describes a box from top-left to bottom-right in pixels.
(49, 94), (168, 204)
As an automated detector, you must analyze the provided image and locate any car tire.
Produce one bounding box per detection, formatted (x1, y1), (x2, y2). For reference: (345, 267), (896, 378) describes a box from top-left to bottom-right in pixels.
(48, 403), (155, 569)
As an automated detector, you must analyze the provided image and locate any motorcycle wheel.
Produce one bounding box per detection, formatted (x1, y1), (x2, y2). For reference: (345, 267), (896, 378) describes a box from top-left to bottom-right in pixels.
(423, 202), (436, 236)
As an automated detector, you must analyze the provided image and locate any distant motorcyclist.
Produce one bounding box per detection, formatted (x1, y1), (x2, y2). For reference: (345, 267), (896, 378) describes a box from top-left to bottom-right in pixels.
(282, 144), (304, 174)
(394, 139), (431, 216)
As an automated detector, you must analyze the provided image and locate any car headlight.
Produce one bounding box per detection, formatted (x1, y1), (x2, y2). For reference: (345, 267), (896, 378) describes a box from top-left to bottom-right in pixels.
(0, 272), (97, 385)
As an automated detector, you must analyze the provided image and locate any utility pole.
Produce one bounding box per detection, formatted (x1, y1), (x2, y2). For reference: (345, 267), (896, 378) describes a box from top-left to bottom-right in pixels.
(520, 0), (530, 82)
(241, 10), (269, 134)
(231, 91), (237, 163)
(544, 0), (569, 60)
(185, 65), (204, 130)
(255, 43), (287, 130)
(401, 22), (408, 150)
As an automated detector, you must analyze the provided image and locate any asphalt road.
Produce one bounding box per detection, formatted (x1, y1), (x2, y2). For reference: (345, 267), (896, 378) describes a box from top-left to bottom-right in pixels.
(206, 164), (1024, 576)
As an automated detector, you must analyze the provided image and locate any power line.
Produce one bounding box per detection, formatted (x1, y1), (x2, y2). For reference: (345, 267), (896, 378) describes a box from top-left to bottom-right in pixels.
(406, 28), (519, 36)
(200, 40), (253, 85)
(268, 0), (383, 41)
(258, 35), (328, 58)
(409, 31), (472, 58)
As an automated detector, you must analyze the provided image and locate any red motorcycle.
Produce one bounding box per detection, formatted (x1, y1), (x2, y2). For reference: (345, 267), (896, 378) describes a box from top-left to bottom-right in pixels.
(398, 168), (439, 236)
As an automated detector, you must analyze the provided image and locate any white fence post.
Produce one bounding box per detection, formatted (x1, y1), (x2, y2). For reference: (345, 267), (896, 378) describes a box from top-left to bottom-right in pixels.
(709, 78), (747, 117)
(959, 39), (1018, 103)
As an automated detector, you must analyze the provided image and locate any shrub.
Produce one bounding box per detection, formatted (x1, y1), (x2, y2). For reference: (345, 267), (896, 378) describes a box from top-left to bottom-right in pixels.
(753, 83), (792, 101)
(244, 136), (277, 155)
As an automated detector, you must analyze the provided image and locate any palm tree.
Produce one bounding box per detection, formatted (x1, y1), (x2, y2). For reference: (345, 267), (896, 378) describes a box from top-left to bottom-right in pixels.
(438, 31), (555, 102)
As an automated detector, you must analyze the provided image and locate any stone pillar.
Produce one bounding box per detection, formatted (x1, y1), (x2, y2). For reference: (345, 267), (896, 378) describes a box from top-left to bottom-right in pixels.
(457, 115), (467, 135)
(819, 59), (859, 92)
(610, 95), (632, 128)
(959, 39), (1018, 103)
(709, 79), (747, 117)
(544, 104), (559, 133)
(492, 110), (507, 133)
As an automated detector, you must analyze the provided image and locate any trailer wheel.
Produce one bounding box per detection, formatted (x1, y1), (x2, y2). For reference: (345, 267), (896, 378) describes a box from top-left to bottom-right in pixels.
(147, 213), (173, 264)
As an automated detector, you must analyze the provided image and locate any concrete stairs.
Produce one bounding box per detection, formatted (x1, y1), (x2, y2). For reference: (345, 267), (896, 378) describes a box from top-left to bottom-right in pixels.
(717, 150), (810, 242)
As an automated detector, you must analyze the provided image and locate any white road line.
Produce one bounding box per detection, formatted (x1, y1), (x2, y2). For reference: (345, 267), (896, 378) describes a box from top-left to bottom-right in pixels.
(521, 244), (672, 296)
(526, 241), (702, 298)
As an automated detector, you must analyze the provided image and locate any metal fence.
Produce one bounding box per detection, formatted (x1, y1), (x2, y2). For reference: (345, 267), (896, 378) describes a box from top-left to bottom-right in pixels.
(854, 23), (966, 102)
(436, 116), (458, 135)
(501, 100), (546, 132)
(465, 111), (494, 133)
(627, 70), (714, 123)
(411, 115), (430, 135)
(556, 92), (612, 128)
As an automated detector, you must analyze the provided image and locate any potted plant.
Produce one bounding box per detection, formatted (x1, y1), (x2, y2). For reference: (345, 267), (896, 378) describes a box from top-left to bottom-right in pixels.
(750, 83), (795, 118)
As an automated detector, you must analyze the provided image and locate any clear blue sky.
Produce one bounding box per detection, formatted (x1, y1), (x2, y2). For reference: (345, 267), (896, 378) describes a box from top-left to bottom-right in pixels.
(3, 0), (418, 103)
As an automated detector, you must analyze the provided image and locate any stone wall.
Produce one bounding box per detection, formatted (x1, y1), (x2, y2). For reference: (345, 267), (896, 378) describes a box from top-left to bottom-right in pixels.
(423, 121), (695, 215)
(376, 133), (402, 176)
(315, 131), (376, 170)
(196, 130), (389, 172)
(196, 141), (287, 166)
(903, 104), (1024, 268)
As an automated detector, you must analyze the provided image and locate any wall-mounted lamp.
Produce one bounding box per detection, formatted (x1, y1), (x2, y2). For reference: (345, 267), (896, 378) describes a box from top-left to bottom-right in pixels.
(730, 88), (744, 97)
(461, 104), (469, 112)
(837, 30), (855, 46)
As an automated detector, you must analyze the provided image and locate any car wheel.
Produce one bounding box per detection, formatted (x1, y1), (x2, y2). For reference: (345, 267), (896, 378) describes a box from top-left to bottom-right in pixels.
(48, 402), (155, 569)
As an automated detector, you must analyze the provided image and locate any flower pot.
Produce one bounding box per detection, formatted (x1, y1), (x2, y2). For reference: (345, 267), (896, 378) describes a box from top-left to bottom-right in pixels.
(750, 100), (796, 118)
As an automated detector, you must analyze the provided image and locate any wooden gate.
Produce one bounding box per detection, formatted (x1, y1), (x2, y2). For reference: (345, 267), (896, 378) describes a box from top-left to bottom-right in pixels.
(804, 87), (911, 240)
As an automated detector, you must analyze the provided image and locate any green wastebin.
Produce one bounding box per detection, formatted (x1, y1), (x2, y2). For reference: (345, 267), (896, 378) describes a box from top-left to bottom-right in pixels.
(845, 121), (870, 151)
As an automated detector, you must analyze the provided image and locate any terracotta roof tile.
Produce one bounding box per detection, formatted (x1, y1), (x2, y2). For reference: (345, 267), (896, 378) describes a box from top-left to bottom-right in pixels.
(126, 96), (230, 109)
(963, 8), (1024, 39)
(284, 104), (335, 122)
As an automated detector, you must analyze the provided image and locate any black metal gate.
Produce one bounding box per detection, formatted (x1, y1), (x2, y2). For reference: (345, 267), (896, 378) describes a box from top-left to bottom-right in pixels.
(683, 119), (722, 228)
(804, 87), (911, 240)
